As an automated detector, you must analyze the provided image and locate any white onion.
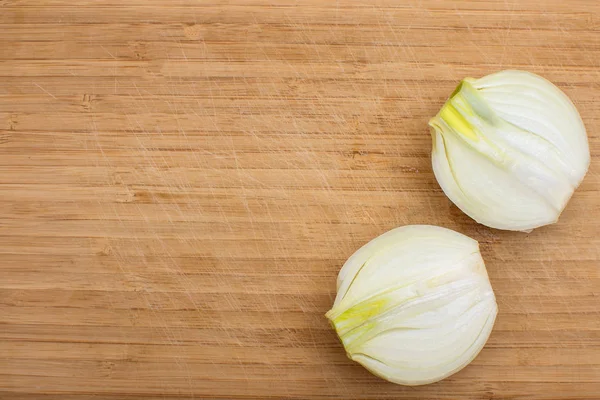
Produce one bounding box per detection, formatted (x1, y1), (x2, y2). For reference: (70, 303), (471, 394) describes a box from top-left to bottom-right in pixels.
(326, 225), (497, 386)
(429, 70), (590, 231)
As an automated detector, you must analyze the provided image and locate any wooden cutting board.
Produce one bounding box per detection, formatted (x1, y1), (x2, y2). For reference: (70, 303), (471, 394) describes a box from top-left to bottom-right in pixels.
(1, 1), (599, 399)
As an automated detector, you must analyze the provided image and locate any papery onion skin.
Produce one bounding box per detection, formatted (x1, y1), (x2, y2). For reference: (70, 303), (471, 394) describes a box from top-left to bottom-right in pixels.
(429, 70), (590, 232)
(326, 225), (498, 386)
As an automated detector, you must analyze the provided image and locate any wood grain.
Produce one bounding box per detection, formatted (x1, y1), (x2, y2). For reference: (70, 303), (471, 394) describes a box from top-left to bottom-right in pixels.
(1, 1), (599, 399)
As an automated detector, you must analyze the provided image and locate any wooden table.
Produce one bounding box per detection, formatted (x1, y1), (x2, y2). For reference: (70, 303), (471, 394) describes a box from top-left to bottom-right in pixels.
(1, 1), (599, 399)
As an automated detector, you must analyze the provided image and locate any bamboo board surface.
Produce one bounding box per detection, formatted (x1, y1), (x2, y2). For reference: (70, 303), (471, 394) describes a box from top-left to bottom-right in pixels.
(1, 1), (599, 399)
